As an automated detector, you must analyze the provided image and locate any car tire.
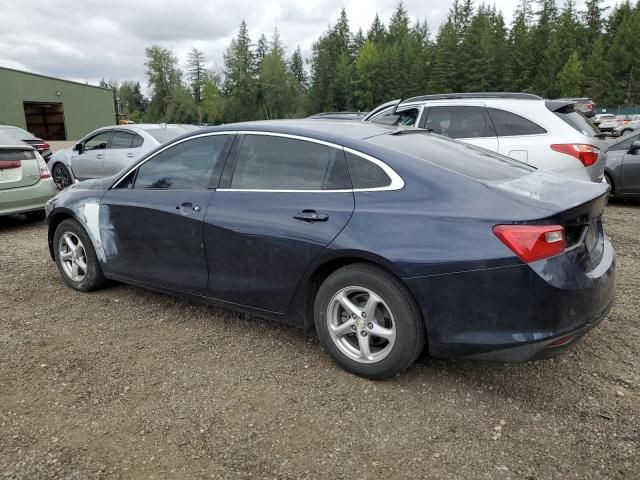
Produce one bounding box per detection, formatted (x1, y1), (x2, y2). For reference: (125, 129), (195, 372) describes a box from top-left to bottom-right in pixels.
(621, 129), (632, 136)
(25, 210), (46, 221)
(54, 219), (107, 292)
(314, 263), (425, 379)
(52, 163), (73, 190)
(605, 173), (615, 198)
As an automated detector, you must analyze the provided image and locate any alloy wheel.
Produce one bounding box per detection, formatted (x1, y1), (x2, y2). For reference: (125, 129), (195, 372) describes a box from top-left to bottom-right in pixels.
(327, 286), (397, 364)
(53, 164), (72, 190)
(58, 232), (87, 282)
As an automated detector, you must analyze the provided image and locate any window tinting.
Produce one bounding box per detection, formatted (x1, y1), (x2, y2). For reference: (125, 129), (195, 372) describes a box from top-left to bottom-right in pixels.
(426, 106), (495, 139)
(134, 135), (227, 190)
(230, 135), (350, 190)
(611, 133), (640, 151)
(487, 108), (547, 136)
(554, 107), (600, 137)
(131, 134), (144, 148)
(371, 108), (420, 127)
(345, 152), (391, 189)
(365, 134), (534, 181)
(84, 131), (111, 151)
(110, 131), (134, 149)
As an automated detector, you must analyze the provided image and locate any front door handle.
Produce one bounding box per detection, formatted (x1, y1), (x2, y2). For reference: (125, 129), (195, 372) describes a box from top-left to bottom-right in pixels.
(96, 154), (104, 159)
(176, 202), (201, 212)
(293, 209), (329, 222)
(126, 153), (135, 158)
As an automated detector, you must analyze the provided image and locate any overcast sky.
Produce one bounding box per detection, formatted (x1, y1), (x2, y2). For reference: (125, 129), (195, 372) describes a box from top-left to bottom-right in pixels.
(0, 0), (620, 90)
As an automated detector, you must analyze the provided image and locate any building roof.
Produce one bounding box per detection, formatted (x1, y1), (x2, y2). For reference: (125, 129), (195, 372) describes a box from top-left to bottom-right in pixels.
(0, 66), (114, 92)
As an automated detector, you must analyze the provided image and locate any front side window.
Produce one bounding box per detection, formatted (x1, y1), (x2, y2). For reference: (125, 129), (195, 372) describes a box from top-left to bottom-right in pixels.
(110, 131), (135, 149)
(134, 135), (228, 190)
(425, 106), (495, 139)
(371, 108), (420, 127)
(84, 131), (111, 151)
(230, 135), (350, 190)
(487, 108), (547, 136)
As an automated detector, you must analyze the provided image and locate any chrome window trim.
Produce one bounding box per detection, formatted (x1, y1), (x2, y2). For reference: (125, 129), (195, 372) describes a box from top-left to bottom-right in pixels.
(111, 130), (404, 193)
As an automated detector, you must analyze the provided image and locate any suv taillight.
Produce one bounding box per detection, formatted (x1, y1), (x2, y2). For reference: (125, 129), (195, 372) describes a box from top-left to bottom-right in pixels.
(493, 225), (565, 263)
(550, 144), (599, 167)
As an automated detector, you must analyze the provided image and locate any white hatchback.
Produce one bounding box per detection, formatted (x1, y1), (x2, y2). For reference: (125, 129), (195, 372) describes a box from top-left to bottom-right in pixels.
(364, 93), (607, 183)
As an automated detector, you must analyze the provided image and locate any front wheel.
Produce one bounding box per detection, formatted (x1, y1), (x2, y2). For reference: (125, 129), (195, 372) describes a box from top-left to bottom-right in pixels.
(52, 163), (73, 190)
(314, 263), (425, 379)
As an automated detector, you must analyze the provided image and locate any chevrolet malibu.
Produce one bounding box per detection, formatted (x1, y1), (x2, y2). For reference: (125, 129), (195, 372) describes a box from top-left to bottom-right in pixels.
(45, 121), (616, 379)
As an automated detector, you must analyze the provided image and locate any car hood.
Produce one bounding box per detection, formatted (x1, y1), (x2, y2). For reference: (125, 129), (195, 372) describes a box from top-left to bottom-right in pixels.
(63, 176), (114, 192)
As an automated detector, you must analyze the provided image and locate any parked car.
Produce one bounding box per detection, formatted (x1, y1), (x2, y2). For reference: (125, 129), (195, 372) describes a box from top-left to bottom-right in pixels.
(46, 120), (615, 379)
(604, 131), (640, 198)
(556, 97), (595, 118)
(363, 93), (607, 182)
(593, 113), (616, 126)
(307, 112), (369, 121)
(0, 125), (52, 160)
(47, 124), (197, 190)
(613, 120), (640, 137)
(0, 131), (56, 219)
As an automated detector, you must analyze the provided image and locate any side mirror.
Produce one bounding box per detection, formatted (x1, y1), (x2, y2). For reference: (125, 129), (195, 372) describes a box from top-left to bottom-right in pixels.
(73, 143), (83, 154)
(628, 141), (640, 155)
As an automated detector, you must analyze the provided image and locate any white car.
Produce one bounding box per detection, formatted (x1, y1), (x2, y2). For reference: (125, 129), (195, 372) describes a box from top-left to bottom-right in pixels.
(363, 93), (607, 182)
(48, 124), (197, 189)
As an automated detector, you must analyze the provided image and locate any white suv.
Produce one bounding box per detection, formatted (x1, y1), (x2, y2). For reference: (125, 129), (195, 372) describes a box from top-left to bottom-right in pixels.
(363, 93), (606, 183)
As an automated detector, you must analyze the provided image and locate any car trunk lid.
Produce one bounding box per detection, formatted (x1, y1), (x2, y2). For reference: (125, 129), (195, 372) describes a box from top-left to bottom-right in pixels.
(0, 148), (41, 190)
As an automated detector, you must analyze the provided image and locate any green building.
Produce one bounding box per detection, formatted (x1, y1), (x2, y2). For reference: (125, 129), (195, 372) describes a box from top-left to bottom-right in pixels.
(0, 66), (116, 141)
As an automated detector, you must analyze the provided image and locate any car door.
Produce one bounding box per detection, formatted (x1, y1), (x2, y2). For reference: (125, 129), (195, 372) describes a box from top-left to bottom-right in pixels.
(99, 133), (233, 294)
(204, 133), (355, 313)
(485, 107), (549, 164)
(105, 130), (145, 177)
(71, 130), (112, 180)
(422, 105), (499, 151)
(622, 141), (640, 195)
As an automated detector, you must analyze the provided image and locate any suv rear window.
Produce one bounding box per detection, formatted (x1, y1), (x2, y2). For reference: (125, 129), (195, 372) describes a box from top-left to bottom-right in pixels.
(366, 133), (534, 181)
(554, 107), (600, 137)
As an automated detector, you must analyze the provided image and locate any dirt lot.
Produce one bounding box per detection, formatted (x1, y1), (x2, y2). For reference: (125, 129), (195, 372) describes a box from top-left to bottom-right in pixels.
(0, 204), (638, 480)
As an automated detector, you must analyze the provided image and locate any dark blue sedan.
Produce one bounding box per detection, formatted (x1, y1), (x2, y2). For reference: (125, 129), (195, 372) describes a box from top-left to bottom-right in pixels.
(46, 120), (615, 379)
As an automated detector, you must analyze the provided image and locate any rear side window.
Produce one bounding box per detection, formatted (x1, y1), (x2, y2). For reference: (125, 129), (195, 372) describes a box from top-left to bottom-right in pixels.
(134, 135), (228, 190)
(110, 131), (134, 149)
(371, 108), (420, 127)
(230, 135), (350, 190)
(345, 152), (391, 189)
(487, 108), (547, 136)
(131, 134), (144, 148)
(425, 106), (495, 139)
(554, 107), (600, 137)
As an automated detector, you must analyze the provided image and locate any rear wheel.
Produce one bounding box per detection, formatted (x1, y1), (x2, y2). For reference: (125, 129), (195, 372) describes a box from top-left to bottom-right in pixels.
(52, 163), (73, 190)
(314, 263), (425, 379)
(605, 173), (615, 198)
(54, 219), (107, 292)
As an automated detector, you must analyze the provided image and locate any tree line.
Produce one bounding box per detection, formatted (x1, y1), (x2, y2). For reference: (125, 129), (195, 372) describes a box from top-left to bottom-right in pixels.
(102, 0), (640, 124)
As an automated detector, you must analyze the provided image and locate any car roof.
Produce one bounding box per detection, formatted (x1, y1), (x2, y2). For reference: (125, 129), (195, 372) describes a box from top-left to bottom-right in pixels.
(0, 131), (33, 149)
(198, 119), (396, 146)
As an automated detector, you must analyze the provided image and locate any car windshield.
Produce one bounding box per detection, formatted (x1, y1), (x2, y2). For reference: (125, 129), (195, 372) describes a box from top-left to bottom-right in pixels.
(0, 126), (35, 139)
(145, 127), (192, 144)
(555, 108), (601, 137)
(366, 132), (535, 181)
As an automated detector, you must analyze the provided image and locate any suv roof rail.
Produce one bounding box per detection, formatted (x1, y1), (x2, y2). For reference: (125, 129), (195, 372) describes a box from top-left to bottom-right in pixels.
(404, 92), (543, 102)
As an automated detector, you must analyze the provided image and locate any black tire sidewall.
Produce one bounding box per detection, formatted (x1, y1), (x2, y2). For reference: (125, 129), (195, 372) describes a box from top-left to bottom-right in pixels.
(314, 264), (425, 379)
(53, 219), (105, 292)
(53, 163), (72, 190)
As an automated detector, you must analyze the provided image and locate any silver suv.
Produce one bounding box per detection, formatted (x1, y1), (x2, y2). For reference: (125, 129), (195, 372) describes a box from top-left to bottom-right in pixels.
(364, 93), (606, 183)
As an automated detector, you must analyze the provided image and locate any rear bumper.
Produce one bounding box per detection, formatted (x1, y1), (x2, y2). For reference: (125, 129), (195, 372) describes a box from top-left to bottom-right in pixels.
(0, 179), (57, 216)
(405, 237), (616, 362)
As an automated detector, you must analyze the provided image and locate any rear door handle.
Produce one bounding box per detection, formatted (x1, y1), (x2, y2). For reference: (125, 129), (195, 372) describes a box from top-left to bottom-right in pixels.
(96, 154), (104, 159)
(293, 209), (329, 222)
(126, 153), (135, 158)
(176, 202), (201, 212)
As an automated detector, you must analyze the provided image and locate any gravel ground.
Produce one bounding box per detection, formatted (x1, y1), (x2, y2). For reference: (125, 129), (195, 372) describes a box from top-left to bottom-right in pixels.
(0, 203), (638, 479)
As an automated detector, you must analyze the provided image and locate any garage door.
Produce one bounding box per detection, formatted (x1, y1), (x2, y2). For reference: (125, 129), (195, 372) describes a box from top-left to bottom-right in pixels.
(23, 102), (67, 140)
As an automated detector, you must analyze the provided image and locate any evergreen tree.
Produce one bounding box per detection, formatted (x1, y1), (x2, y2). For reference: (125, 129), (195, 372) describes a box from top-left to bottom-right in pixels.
(258, 28), (293, 119)
(367, 14), (387, 44)
(186, 48), (207, 103)
(222, 20), (257, 122)
(145, 46), (182, 120)
(557, 50), (584, 96)
(429, 19), (459, 93)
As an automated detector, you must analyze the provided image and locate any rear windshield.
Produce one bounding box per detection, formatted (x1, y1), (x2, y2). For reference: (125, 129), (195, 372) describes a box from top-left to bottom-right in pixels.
(366, 132), (535, 181)
(554, 108), (600, 137)
(145, 127), (192, 144)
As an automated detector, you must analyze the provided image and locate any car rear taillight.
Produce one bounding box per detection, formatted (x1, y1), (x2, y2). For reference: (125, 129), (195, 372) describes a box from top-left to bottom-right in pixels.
(551, 144), (600, 167)
(493, 225), (565, 263)
(34, 142), (50, 151)
(36, 153), (51, 179)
